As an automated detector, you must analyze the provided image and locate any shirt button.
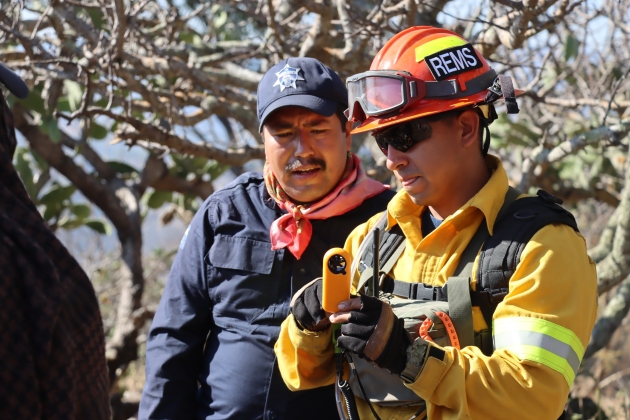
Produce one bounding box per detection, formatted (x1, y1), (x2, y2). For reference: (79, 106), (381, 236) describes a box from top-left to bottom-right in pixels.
(298, 268), (306, 275)
(268, 411), (277, 420)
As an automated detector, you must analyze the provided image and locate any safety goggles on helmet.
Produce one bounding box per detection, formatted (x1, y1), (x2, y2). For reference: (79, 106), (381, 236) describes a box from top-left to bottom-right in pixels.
(345, 70), (425, 122)
(345, 69), (499, 123)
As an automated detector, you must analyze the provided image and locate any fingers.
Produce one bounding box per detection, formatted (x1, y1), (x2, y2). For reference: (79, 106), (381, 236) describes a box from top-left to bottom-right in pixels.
(337, 297), (362, 311)
(329, 296), (362, 324)
(329, 311), (351, 324)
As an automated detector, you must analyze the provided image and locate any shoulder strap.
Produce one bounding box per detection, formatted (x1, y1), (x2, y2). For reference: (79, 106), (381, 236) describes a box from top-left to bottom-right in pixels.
(473, 189), (579, 329)
(446, 186), (521, 348)
(452, 186), (521, 279)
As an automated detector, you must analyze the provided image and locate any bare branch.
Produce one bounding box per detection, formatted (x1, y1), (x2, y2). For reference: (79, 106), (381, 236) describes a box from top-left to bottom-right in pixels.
(532, 121), (630, 165)
(111, 0), (128, 60)
(596, 151), (630, 294)
(584, 273), (630, 358)
(492, 0), (524, 10)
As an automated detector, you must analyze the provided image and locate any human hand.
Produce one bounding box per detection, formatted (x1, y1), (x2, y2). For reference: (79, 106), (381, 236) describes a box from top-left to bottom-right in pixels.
(290, 278), (330, 331)
(330, 294), (410, 374)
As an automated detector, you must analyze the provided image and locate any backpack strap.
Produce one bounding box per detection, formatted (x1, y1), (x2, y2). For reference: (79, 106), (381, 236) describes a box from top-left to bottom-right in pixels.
(451, 186), (522, 279)
(356, 187), (521, 300)
(472, 189), (579, 330)
(445, 186), (521, 349)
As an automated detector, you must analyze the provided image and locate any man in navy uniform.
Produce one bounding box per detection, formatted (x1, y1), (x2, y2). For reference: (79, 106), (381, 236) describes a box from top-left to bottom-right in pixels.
(140, 57), (395, 420)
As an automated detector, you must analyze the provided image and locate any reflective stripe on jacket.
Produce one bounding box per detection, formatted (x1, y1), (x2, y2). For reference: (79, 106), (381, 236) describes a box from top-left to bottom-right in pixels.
(274, 156), (597, 420)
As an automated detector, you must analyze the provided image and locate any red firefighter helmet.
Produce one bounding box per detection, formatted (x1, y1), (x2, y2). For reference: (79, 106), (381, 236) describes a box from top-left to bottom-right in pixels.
(347, 26), (521, 134)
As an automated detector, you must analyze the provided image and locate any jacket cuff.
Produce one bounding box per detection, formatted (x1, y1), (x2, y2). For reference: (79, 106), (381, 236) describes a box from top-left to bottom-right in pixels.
(287, 314), (333, 355)
(403, 342), (450, 400)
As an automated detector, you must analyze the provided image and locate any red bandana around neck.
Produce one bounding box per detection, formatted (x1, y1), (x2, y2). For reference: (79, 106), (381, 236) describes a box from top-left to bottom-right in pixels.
(264, 153), (389, 259)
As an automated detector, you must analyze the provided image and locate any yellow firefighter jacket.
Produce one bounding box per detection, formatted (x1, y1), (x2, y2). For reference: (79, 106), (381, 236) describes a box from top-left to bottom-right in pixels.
(274, 155), (598, 420)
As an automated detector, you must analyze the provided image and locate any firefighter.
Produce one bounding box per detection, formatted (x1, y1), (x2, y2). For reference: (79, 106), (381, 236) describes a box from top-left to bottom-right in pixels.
(275, 27), (597, 420)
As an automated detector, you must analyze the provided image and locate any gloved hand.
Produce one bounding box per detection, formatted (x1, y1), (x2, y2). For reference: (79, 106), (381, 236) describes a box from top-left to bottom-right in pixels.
(335, 294), (410, 374)
(290, 278), (329, 331)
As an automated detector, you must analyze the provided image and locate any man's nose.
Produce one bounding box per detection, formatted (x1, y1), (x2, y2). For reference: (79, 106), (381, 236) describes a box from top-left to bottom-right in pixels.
(385, 145), (408, 171)
(294, 130), (315, 157)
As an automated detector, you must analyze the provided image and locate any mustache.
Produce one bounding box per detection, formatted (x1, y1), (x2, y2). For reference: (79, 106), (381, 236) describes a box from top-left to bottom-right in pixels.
(285, 157), (326, 173)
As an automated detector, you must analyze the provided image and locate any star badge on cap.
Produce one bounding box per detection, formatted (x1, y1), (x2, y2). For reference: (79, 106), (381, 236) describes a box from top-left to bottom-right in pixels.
(273, 64), (305, 92)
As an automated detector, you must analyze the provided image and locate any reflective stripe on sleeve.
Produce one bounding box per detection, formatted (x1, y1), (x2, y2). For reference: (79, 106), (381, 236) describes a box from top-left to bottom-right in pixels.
(493, 317), (585, 388)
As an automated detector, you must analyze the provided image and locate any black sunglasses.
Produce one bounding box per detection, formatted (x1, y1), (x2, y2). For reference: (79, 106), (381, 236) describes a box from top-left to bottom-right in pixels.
(372, 109), (468, 155)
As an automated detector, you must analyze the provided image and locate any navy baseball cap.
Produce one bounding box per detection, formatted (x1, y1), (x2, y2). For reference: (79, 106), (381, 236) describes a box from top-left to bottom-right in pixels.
(0, 63), (28, 99)
(257, 57), (348, 131)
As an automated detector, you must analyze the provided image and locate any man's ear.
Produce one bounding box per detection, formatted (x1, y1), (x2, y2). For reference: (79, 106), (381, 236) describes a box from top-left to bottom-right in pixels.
(345, 121), (352, 151)
(459, 110), (480, 149)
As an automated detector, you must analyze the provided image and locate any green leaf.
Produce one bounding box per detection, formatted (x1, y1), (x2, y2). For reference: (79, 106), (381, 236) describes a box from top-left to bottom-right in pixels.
(57, 217), (85, 230)
(64, 80), (83, 111)
(564, 34), (580, 62)
(39, 184), (76, 206)
(56, 98), (72, 113)
(43, 204), (61, 222)
(14, 148), (35, 198)
(17, 90), (46, 115)
(89, 122), (109, 140)
(87, 8), (105, 30)
(39, 117), (62, 143)
(85, 219), (112, 235)
(70, 204), (91, 219)
(107, 160), (138, 174)
(205, 160), (227, 180)
(31, 150), (49, 172)
(146, 189), (173, 209)
(179, 30), (195, 43)
(214, 10), (228, 29)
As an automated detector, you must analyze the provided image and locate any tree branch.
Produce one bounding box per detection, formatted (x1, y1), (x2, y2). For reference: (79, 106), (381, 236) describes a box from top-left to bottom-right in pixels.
(596, 151), (630, 294)
(584, 273), (630, 358)
(532, 121), (630, 165)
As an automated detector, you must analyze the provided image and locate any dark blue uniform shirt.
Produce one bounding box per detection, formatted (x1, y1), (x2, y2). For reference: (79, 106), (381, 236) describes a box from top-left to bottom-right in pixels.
(140, 172), (394, 420)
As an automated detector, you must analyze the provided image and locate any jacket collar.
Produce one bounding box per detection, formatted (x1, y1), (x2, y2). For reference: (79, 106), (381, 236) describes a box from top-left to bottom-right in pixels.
(386, 155), (509, 236)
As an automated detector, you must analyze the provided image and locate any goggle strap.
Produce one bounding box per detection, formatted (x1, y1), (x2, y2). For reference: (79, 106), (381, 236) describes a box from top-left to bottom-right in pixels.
(497, 75), (519, 114)
(424, 69), (497, 100)
(484, 75), (520, 115)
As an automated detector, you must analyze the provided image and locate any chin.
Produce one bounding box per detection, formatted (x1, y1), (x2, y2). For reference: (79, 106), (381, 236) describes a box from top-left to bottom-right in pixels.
(406, 190), (432, 207)
(285, 188), (320, 204)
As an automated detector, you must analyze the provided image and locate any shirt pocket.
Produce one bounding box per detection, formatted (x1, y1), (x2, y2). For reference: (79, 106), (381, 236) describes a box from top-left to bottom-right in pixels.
(207, 235), (278, 327)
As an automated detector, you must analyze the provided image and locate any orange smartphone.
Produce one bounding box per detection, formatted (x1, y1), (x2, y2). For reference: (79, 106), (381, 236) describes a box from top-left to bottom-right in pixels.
(322, 248), (352, 313)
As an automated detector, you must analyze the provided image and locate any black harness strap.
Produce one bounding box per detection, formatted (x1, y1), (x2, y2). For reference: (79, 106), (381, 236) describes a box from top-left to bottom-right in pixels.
(356, 189), (578, 357)
(473, 190), (579, 329)
(358, 223), (404, 276)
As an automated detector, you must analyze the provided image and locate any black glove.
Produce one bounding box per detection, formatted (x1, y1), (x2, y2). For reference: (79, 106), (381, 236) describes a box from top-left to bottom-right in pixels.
(337, 294), (410, 375)
(290, 278), (328, 331)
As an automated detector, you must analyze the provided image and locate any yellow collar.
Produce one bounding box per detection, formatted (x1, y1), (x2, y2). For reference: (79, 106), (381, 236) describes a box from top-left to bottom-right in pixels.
(386, 155), (510, 236)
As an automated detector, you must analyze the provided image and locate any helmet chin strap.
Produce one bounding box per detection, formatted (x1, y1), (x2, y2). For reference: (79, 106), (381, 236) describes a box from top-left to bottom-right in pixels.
(482, 125), (491, 156)
(474, 105), (496, 156)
